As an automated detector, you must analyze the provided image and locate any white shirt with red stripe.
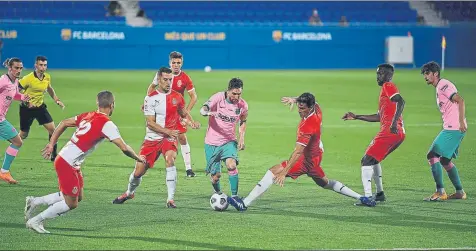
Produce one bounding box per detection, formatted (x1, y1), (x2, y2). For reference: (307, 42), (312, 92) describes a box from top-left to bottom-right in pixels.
(58, 111), (121, 169)
(143, 90), (185, 141)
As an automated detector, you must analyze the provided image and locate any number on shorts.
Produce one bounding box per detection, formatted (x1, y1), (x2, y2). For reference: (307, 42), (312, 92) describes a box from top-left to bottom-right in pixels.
(71, 120), (92, 143)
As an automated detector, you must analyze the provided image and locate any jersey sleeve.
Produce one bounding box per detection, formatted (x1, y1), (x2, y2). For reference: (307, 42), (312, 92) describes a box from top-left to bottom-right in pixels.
(18, 75), (29, 89)
(203, 92), (221, 110)
(185, 74), (195, 92)
(441, 82), (458, 100)
(240, 101), (249, 120)
(296, 122), (313, 147)
(383, 83), (400, 99)
(143, 95), (156, 116)
(102, 121), (122, 141)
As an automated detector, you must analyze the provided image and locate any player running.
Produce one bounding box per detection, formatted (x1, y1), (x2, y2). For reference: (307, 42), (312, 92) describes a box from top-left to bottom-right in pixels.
(24, 91), (146, 234)
(200, 78), (248, 202)
(228, 93), (375, 211)
(147, 51), (198, 177)
(18, 55), (65, 161)
(0, 58), (30, 184)
(421, 61), (467, 201)
(342, 63), (405, 203)
(113, 67), (200, 208)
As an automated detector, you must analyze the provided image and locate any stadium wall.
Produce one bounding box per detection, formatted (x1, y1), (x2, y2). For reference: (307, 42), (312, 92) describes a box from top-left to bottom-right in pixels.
(1, 23), (475, 69)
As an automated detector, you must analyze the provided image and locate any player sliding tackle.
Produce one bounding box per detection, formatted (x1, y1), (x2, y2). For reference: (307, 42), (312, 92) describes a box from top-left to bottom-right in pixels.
(227, 93), (376, 211)
(25, 91), (146, 234)
(200, 78), (248, 203)
(342, 64), (405, 204)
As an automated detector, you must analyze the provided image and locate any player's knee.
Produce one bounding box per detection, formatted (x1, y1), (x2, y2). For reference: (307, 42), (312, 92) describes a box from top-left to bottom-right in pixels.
(427, 151), (439, 160)
(440, 157), (451, 167)
(312, 176), (328, 188)
(225, 159), (237, 170)
(212, 173), (221, 182)
(361, 155), (378, 166)
(269, 164), (283, 175)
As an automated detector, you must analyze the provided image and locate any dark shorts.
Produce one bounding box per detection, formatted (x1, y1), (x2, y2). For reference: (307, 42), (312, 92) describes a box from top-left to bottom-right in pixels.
(19, 103), (54, 132)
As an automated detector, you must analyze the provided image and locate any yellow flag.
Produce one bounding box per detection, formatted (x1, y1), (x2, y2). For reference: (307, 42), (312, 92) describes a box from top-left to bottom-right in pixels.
(442, 36), (446, 49)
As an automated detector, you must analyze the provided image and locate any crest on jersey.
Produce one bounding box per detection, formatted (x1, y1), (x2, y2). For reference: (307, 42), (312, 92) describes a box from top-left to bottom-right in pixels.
(177, 80), (183, 88)
(72, 186), (78, 195)
(235, 108), (241, 115)
(172, 98), (177, 105)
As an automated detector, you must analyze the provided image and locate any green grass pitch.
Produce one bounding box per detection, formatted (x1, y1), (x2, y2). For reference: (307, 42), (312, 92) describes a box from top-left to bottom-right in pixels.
(0, 69), (475, 250)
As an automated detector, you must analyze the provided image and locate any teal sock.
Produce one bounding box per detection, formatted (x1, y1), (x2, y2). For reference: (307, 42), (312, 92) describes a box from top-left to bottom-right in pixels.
(212, 180), (221, 193)
(2, 144), (21, 172)
(446, 163), (463, 191)
(430, 162), (444, 190)
(229, 173), (239, 196)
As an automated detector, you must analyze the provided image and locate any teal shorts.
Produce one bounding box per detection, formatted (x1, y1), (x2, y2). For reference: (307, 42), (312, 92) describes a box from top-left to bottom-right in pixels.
(205, 141), (239, 175)
(429, 130), (465, 159)
(0, 120), (18, 141)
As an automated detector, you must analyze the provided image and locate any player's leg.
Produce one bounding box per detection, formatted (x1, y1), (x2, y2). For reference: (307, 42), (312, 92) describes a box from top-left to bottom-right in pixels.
(360, 154), (379, 198)
(239, 163), (283, 210)
(19, 105), (34, 140)
(25, 192), (64, 221)
(178, 132), (195, 177)
(27, 158), (81, 234)
(164, 149), (178, 208)
(222, 141), (240, 197)
(205, 143), (223, 193)
(113, 141), (156, 204)
(438, 130), (466, 199)
(0, 121), (23, 184)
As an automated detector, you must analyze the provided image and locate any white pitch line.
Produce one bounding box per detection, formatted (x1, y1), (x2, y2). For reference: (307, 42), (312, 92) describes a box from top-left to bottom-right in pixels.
(320, 248), (476, 251)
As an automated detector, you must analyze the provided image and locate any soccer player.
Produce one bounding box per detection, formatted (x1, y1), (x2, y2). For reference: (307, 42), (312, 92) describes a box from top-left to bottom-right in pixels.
(227, 93), (375, 211)
(342, 64), (405, 203)
(420, 61), (467, 201)
(200, 78), (248, 202)
(147, 51), (198, 177)
(18, 56), (65, 161)
(0, 58), (30, 184)
(24, 91), (146, 234)
(113, 67), (200, 208)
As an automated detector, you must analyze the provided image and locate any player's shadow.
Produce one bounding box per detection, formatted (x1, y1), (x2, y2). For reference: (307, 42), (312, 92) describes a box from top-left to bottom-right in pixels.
(247, 205), (476, 233)
(0, 222), (91, 232)
(52, 233), (256, 250)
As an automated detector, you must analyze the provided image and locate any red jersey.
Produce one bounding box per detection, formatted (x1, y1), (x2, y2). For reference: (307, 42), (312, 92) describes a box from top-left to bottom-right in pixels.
(379, 82), (404, 131)
(58, 111), (121, 170)
(152, 71), (194, 96)
(143, 90), (185, 141)
(296, 104), (324, 158)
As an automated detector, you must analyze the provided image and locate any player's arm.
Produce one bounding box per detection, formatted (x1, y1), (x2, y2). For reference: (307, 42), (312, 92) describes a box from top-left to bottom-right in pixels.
(342, 112), (380, 122)
(451, 93), (467, 132)
(41, 117), (76, 159)
(146, 84), (155, 95)
(110, 137), (145, 163)
(18, 76), (28, 91)
(178, 106), (200, 129)
(145, 115), (179, 137)
(47, 82), (65, 108)
(274, 143), (306, 186)
(238, 112), (247, 150)
(200, 94), (219, 117)
(186, 89), (198, 113)
(390, 94), (405, 133)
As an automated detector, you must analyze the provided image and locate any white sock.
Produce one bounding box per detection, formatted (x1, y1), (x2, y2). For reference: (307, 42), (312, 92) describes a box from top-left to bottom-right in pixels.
(324, 180), (362, 199)
(361, 166), (374, 197)
(0, 168), (9, 173)
(33, 192), (64, 206)
(180, 143), (192, 171)
(35, 200), (71, 222)
(243, 170), (274, 207)
(372, 163), (383, 193)
(127, 172), (142, 196)
(166, 166), (177, 201)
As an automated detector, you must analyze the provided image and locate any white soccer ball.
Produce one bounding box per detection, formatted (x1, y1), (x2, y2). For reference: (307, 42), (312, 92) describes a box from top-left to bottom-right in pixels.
(204, 66), (212, 72)
(210, 193), (229, 211)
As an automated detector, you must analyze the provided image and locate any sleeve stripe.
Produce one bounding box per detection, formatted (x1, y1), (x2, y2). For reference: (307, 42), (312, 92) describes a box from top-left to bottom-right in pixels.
(449, 92), (457, 100)
(389, 93), (400, 99)
(296, 142), (307, 147)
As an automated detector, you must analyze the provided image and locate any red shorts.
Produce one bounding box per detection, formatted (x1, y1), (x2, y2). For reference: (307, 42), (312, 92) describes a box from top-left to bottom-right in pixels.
(365, 131), (405, 162)
(55, 156), (83, 197)
(140, 139), (178, 168)
(281, 154), (325, 179)
(177, 119), (187, 134)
